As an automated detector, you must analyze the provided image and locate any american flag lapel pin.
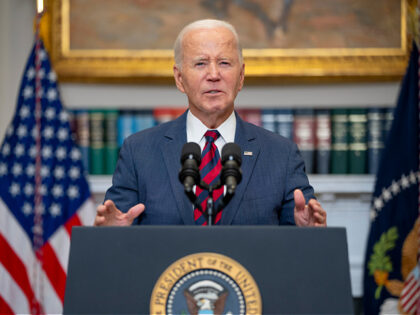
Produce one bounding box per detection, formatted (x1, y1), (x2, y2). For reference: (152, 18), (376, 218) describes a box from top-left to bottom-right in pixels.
(244, 151), (253, 156)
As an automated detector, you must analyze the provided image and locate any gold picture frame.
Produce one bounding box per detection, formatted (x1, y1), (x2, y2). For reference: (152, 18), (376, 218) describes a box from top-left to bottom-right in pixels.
(49, 0), (411, 83)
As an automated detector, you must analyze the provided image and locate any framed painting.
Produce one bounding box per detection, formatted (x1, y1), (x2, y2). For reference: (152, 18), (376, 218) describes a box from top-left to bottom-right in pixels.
(48, 0), (411, 83)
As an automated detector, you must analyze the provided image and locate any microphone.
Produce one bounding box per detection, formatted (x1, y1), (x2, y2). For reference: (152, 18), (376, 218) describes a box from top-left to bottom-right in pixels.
(221, 143), (242, 194)
(179, 142), (201, 192)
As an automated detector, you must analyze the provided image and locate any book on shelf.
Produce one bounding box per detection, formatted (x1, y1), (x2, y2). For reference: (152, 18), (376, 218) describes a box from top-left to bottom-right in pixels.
(331, 109), (349, 174)
(89, 110), (106, 175)
(367, 108), (384, 175)
(117, 110), (133, 148)
(73, 109), (90, 173)
(276, 109), (294, 140)
(293, 109), (315, 174)
(315, 109), (331, 174)
(134, 110), (155, 133)
(236, 108), (262, 127)
(348, 109), (367, 174)
(261, 109), (276, 133)
(104, 109), (119, 175)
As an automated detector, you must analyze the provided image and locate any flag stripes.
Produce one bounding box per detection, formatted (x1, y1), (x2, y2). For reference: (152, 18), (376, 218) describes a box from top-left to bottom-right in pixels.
(0, 197), (95, 314)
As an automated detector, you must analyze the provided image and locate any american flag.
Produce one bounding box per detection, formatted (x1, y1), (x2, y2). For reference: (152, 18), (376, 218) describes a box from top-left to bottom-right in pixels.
(0, 35), (96, 313)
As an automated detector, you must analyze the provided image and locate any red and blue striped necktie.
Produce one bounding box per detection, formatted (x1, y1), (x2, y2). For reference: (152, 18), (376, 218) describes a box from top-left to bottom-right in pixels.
(194, 130), (224, 225)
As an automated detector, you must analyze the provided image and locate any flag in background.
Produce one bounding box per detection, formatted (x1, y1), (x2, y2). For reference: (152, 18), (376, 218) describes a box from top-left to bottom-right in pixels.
(0, 22), (96, 314)
(363, 43), (420, 314)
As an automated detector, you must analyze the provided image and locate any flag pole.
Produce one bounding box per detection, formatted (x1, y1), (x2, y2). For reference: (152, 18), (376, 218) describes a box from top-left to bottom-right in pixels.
(32, 1), (45, 314)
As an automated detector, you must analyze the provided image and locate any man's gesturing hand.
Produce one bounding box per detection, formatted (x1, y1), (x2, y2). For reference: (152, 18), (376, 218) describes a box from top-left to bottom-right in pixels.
(94, 200), (145, 226)
(293, 189), (327, 227)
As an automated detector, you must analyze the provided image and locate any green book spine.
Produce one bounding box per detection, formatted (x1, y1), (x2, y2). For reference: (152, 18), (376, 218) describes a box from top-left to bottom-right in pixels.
(349, 109), (368, 174)
(89, 110), (106, 175)
(331, 109), (349, 174)
(104, 110), (119, 175)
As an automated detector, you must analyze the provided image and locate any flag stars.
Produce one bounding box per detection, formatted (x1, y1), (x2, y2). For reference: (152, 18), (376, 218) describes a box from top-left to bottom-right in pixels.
(34, 203), (45, 215)
(382, 187), (392, 202)
(6, 126), (14, 137)
(14, 144), (25, 158)
(48, 70), (57, 82)
(2, 143), (10, 156)
(373, 197), (384, 210)
(36, 87), (44, 99)
(54, 166), (65, 180)
(43, 126), (54, 140)
(52, 184), (63, 198)
(69, 166), (80, 180)
(56, 147), (66, 160)
(11, 163), (23, 177)
(29, 145), (37, 158)
(59, 111), (69, 123)
(38, 49), (47, 61)
(400, 175), (410, 189)
(9, 183), (20, 197)
(36, 67), (45, 79)
(44, 107), (56, 120)
(0, 163), (7, 176)
(40, 166), (50, 178)
(67, 185), (79, 199)
(42, 145), (53, 159)
(39, 184), (47, 196)
(390, 180), (400, 195)
(409, 171), (417, 184)
(31, 127), (39, 140)
(22, 202), (33, 216)
(26, 164), (35, 177)
(17, 125), (28, 138)
(26, 67), (36, 80)
(46, 88), (57, 102)
(57, 128), (68, 141)
(19, 105), (31, 119)
(70, 148), (81, 161)
(24, 183), (34, 196)
(370, 209), (377, 221)
(23, 86), (33, 99)
(49, 203), (61, 217)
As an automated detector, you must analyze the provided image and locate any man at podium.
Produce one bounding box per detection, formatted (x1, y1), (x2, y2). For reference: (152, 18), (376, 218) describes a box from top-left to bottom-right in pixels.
(94, 19), (326, 228)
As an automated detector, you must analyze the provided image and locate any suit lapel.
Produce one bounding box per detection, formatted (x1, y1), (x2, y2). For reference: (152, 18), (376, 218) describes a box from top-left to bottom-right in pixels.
(160, 111), (195, 225)
(220, 113), (260, 225)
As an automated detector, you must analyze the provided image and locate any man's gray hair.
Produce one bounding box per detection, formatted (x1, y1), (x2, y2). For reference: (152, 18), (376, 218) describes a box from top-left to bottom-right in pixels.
(173, 19), (243, 69)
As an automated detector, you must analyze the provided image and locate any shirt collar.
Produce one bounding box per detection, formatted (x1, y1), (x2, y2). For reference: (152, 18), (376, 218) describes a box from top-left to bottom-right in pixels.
(187, 110), (236, 149)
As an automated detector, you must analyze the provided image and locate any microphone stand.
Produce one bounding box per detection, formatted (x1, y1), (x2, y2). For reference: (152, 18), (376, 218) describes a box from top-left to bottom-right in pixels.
(183, 180), (236, 226)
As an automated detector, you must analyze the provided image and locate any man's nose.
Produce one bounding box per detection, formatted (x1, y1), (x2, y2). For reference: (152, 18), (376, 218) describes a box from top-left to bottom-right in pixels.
(207, 62), (220, 80)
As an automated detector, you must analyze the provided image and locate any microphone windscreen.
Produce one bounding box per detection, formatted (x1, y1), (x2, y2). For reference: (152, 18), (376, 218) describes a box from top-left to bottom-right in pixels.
(221, 143), (242, 165)
(181, 142), (201, 163)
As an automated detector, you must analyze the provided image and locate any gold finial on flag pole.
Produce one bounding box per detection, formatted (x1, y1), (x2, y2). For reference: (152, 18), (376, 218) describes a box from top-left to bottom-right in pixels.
(36, 0), (44, 14)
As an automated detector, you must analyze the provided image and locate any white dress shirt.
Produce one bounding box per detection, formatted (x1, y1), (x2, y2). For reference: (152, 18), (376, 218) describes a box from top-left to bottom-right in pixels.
(186, 110), (236, 153)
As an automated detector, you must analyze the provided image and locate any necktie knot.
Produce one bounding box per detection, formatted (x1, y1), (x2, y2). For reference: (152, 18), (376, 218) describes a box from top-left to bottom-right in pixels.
(204, 130), (220, 143)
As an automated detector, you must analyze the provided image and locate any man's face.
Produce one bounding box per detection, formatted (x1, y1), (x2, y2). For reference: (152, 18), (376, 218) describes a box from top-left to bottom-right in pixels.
(173, 27), (245, 127)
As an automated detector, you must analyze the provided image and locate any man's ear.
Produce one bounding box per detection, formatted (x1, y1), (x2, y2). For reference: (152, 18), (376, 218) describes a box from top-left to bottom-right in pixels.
(238, 63), (245, 91)
(173, 65), (186, 93)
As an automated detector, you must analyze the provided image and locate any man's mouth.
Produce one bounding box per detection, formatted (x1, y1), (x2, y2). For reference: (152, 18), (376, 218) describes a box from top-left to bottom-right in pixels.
(205, 90), (222, 94)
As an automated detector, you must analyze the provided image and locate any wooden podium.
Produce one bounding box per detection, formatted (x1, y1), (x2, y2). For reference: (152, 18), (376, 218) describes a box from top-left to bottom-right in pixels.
(64, 226), (353, 314)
